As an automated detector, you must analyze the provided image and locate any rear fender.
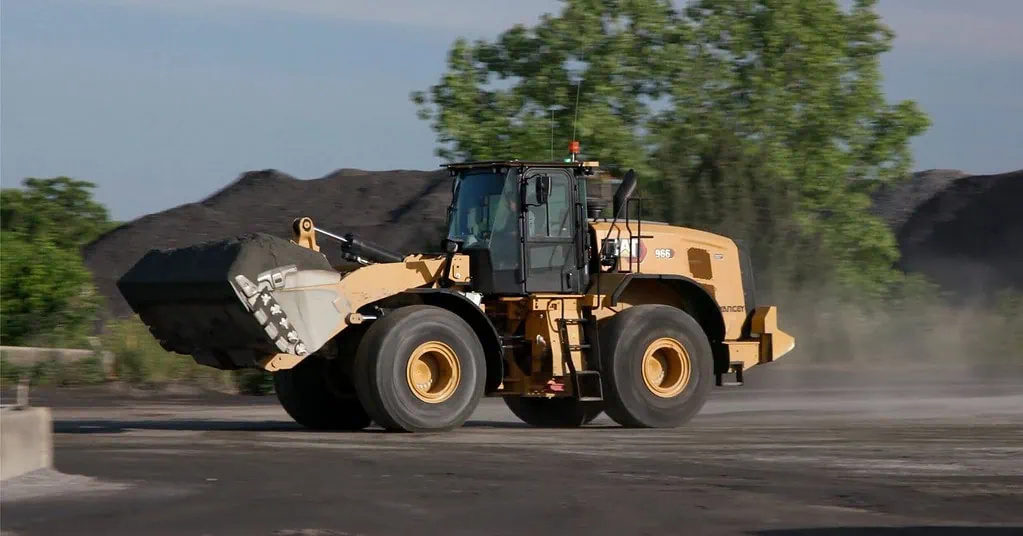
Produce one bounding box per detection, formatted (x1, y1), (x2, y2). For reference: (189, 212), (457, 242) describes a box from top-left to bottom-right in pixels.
(606, 273), (729, 374)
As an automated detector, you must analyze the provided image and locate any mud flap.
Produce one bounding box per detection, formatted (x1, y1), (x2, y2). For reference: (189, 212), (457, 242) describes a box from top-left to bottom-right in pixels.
(117, 232), (348, 370)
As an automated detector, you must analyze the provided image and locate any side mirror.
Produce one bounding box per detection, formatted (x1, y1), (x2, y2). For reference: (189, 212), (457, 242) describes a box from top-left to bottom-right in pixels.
(535, 174), (551, 205)
(520, 174), (551, 208)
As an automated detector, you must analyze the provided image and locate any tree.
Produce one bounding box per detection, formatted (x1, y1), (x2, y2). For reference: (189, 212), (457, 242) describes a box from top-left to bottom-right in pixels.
(1, 177), (112, 346)
(411, 0), (930, 300)
(655, 0), (930, 299)
(410, 0), (685, 213)
(1, 232), (102, 347)
(1, 176), (115, 251)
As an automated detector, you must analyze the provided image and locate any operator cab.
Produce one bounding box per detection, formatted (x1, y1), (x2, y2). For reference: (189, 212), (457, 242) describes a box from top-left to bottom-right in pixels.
(441, 156), (601, 296)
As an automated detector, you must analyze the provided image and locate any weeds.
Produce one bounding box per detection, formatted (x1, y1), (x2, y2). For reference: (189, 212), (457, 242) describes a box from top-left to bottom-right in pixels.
(1, 316), (276, 395)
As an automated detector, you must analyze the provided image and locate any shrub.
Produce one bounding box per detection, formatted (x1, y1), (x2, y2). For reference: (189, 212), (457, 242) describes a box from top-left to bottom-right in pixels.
(234, 369), (275, 396)
(0, 353), (24, 388)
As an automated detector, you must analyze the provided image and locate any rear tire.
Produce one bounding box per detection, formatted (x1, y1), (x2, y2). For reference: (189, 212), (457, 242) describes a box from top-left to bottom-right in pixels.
(273, 356), (372, 431)
(599, 304), (714, 428)
(353, 305), (486, 433)
(502, 396), (603, 427)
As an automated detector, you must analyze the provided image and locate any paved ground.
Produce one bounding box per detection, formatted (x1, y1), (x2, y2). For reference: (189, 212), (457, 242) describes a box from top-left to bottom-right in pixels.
(2, 362), (1022, 536)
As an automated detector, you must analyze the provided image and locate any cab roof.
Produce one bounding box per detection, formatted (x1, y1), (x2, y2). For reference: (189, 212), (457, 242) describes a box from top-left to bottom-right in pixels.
(442, 160), (600, 171)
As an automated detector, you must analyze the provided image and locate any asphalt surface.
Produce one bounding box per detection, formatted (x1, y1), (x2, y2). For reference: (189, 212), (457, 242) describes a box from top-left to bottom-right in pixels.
(2, 362), (1022, 536)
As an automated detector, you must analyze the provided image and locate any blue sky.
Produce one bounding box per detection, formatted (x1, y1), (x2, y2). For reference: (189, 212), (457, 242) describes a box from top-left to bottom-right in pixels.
(3, 0), (1022, 221)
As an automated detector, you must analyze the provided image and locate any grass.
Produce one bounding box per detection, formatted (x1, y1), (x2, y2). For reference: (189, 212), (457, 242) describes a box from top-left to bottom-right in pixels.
(0, 351), (107, 389)
(1, 317), (276, 395)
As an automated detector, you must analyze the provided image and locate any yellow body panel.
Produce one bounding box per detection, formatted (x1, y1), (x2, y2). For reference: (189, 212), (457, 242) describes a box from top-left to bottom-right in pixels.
(589, 220), (750, 340)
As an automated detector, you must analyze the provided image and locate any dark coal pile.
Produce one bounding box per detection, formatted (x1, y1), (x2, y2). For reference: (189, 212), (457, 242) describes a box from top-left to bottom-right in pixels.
(870, 168), (971, 232)
(895, 169), (1023, 303)
(83, 168), (454, 319)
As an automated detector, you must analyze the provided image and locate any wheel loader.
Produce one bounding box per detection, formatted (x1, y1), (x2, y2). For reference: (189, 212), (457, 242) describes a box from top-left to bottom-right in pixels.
(117, 148), (795, 432)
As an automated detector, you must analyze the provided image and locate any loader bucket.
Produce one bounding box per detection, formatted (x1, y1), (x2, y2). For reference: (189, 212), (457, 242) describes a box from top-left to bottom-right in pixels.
(117, 232), (348, 370)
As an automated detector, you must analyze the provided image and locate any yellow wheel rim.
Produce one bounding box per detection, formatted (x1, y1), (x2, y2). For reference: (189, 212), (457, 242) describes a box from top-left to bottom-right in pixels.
(641, 337), (691, 398)
(405, 341), (460, 404)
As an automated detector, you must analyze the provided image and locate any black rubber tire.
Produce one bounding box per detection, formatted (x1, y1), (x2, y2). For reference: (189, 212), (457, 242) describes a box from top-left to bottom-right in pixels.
(273, 356), (372, 431)
(502, 396), (603, 427)
(598, 304), (714, 428)
(353, 305), (486, 433)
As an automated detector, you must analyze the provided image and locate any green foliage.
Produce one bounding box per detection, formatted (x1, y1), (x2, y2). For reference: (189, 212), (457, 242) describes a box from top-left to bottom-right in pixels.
(61, 354), (109, 386)
(412, 0), (931, 301)
(1, 354), (25, 388)
(24, 352), (107, 387)
(656, 0), (930, 298)
(1, 177), (115, 250)
(1, 231), (103, 347)
(0, 350), (107, 388)
(100, 316), (236, 390)
(1, 176), (114, 346)
(234, 369), (276, 396)
(97, 316), (277, 394)
(411, 0), (677, 186)
(0, 317), (279, 393)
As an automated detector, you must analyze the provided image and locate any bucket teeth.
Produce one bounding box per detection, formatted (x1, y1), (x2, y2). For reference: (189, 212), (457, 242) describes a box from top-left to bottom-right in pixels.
(234, 274), (261, 298)
(232, 273), (309, 357)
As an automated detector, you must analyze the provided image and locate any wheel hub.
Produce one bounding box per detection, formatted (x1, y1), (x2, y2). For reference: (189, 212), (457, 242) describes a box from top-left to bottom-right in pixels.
(641, 337), (691, 398)
(406, 341), (460, 403)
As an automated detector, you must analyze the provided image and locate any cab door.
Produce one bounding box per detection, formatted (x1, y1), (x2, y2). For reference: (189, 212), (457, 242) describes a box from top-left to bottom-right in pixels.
(521, 168), (583, 294)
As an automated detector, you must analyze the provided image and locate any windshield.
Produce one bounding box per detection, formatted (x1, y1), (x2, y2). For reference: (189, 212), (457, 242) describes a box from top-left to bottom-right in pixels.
(446, 170), (519, 248)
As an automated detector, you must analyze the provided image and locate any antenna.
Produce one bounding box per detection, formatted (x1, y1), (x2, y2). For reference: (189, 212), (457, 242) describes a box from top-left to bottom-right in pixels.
(571, 76), (582, 145)
(550, 109), (555, 161)
(569, 43), (586, 161)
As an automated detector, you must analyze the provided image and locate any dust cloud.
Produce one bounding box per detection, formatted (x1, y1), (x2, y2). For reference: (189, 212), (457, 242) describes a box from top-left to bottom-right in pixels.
(741, 281), (1023, 403)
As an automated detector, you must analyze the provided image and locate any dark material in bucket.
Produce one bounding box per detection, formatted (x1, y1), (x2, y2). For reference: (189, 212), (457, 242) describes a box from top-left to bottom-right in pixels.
(117, 233), (333, 369)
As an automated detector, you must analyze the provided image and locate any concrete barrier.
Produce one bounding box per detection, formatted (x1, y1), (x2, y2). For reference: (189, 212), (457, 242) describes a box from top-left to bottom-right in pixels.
(0, 345), (115, 375)
(0, 406), (54, 480)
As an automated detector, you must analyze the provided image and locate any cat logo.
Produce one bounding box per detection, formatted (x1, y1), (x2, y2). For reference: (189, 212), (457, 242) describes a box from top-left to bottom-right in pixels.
(616, 238), (647, 262)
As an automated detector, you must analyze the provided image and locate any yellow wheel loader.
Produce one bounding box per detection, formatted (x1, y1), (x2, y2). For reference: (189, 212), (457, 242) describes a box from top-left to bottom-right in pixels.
(117, 151), (795, 433)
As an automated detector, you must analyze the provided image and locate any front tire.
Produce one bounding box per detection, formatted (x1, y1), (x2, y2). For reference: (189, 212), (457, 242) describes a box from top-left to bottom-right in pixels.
(599, 304), (714, 428)
(353, 305), (486, 433)
(273, 356), (372, 431)
(503, 396), (603, 427)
